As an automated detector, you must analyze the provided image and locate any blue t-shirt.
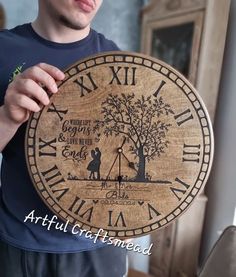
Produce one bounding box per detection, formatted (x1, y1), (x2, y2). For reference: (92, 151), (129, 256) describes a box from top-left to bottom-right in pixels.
(0, 23), (119, 253)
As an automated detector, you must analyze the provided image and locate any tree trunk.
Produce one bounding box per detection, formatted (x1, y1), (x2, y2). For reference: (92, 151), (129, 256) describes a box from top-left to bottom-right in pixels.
(136, 146), (146, 181)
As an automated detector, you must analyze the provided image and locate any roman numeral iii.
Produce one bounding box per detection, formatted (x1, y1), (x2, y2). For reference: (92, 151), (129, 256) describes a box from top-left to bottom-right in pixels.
(183, 144), (201, 163)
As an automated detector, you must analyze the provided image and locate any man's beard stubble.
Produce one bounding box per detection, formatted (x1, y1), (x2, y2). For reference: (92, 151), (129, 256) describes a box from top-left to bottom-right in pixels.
(59, 15), (86, 30)
(44, 0), (88, 31)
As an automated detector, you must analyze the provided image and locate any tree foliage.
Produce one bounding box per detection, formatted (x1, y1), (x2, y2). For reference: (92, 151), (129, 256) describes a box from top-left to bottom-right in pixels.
(94, 93), (174, 163)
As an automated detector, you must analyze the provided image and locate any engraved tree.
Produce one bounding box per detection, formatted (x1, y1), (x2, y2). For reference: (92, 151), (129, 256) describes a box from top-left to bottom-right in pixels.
(94, 93), (174, 181)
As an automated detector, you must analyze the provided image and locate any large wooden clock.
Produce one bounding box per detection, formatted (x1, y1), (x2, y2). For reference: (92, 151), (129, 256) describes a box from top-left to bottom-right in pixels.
(25, 52), (213, 238)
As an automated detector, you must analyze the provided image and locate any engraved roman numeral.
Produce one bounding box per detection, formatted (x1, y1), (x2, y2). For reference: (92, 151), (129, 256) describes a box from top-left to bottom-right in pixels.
(170, 177), (190, 201)
(109, 66), (136, 86)
(174, 109), (193, 126)
(69, 196), (94, 222)
(52, 187), (69, 202)
(39, 138), (57, 157)
(41, 165), (65, 188)
(153, 80), (166, 97)
(183, 144), (201, 163)
(47, 103), (68, 121)
(108, 211), (126, 227)
(148, 203), (161, 220)
(74, 72), (98, 97)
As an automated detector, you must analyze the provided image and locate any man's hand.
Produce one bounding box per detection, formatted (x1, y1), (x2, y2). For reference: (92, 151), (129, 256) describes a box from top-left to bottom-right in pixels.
(0, 63), (65, 152)
(2, 63), (65, 125)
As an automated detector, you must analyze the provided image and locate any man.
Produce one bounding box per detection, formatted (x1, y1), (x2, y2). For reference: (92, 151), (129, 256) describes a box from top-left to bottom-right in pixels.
(95, 147), (101, 180)
(0, 0), (127, 276)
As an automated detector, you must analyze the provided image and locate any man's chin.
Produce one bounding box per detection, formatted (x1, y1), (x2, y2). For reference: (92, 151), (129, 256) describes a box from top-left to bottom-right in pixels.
(59, 15), (89, 30)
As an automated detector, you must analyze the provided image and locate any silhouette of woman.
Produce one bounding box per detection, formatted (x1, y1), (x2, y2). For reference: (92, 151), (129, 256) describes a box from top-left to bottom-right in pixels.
(87, 150), (97, 179)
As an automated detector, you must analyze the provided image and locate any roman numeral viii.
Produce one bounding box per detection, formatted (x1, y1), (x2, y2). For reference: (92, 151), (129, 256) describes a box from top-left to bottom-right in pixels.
(41, 165), (69, 201)
(41, 165), (65, 188)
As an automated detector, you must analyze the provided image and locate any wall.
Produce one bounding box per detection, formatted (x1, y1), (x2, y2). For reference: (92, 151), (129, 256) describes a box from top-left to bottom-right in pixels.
(0, 0), (38, 29)
(93, 0), (142, 51)
(200, 0), (236, 264)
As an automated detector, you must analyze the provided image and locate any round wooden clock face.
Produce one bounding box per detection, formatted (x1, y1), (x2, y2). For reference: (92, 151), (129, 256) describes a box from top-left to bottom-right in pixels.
(25, 52), (214, 238)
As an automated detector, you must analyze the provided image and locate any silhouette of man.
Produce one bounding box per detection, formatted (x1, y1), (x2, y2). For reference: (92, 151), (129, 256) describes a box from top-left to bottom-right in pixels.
(95, 147), (101, 180)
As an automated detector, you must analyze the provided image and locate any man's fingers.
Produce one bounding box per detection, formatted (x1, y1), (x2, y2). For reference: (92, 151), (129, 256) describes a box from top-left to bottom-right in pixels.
(16, 79), (50, 106)
(14, 94), (41, 112)
(37, 63), (65, 81)
(3, 63), (65, 125)
(21, 63), (65, 93)
(21, 66), (58, 93)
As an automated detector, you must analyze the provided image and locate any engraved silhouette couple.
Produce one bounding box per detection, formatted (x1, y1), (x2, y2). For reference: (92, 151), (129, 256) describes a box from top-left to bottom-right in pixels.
(87, 147), (101, 180)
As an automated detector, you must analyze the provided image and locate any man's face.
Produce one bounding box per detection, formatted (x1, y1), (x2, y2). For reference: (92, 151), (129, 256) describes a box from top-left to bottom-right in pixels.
(41, 0), (103, 30)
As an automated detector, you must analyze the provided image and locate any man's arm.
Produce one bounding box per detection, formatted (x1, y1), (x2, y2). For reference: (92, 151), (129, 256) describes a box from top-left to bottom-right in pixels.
(0, 63), (65, 152)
